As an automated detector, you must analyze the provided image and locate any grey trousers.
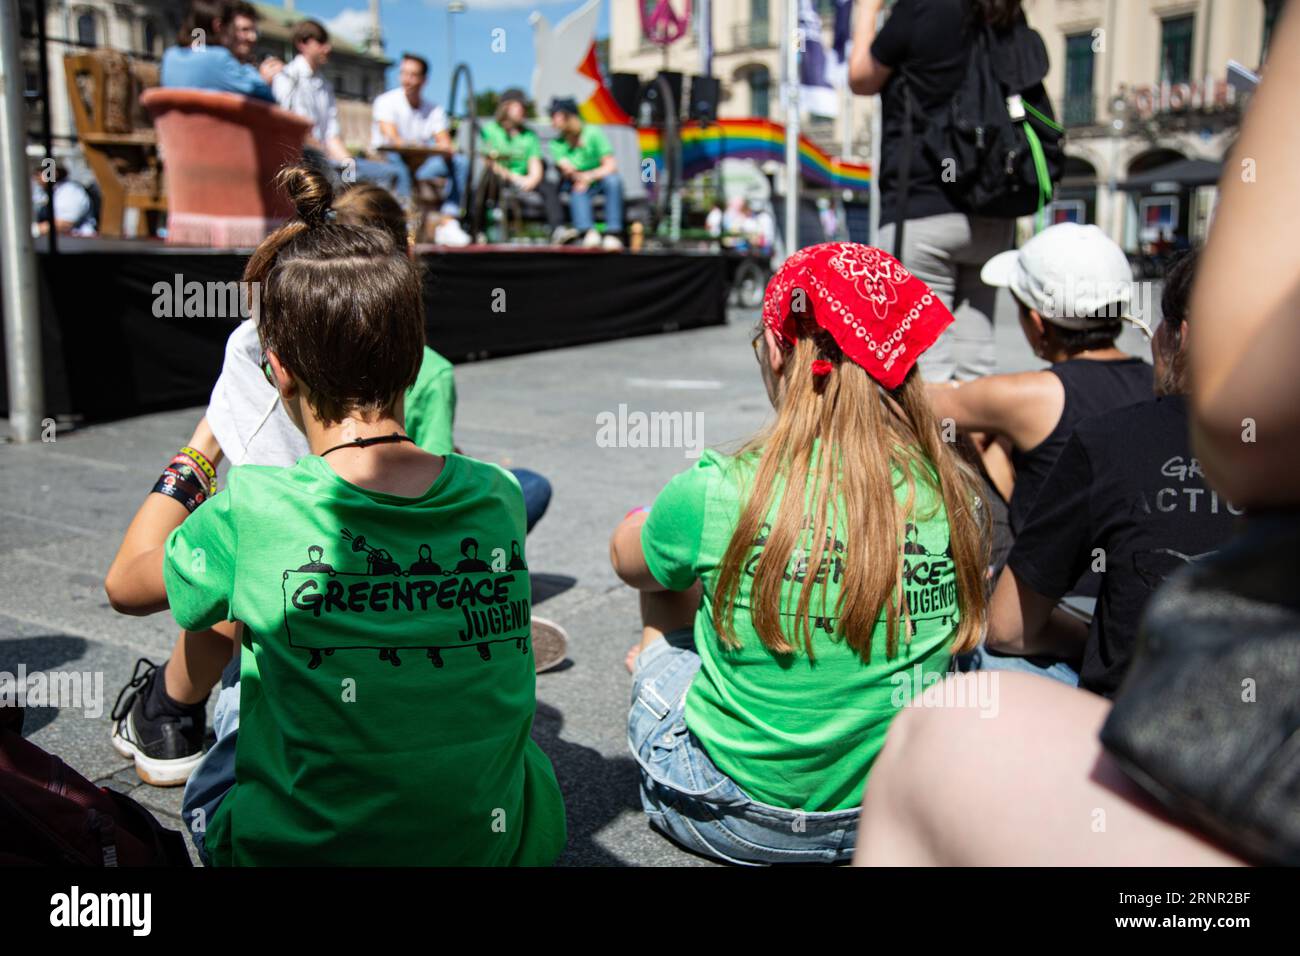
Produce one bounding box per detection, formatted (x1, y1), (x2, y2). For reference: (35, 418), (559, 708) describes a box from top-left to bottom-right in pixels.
(877, 213), (1015, 382)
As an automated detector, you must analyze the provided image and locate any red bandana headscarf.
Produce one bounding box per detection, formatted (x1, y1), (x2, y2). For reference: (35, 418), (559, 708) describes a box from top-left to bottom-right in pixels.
(762, 243), (955, 389)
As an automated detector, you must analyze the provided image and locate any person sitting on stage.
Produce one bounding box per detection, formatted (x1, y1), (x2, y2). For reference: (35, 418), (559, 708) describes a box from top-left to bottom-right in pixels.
(106, 176), (560, 789)
(478, 88), (564, 242)
(369, 52), (472, 247)
(608, 243), (989, 864)
(104, 164), (566, 866)
(547, 98), (624, 250)
(271, 20), (401, 197)
(161, 0), (276, 102)
(30, 165), (96, 237)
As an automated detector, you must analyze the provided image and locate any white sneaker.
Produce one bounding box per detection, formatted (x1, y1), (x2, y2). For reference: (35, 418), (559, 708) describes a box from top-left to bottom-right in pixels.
(435, 218), (472, 247)
(550, 225), (580, 246)
(581, 229), (602, 248)
(601, 234), (624, 251)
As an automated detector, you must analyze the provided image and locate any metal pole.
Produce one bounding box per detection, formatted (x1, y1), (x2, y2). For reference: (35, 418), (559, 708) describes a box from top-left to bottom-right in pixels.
(1, 0), (45, 442)
(34, 0), (56, 256)
(782, 0), (800, 262)
(699, 0), (712, 76)
(868, 10), (883, 243)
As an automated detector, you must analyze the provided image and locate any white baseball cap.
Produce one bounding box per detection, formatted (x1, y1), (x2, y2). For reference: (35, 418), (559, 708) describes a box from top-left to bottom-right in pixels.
(981, 223), (1151, 337)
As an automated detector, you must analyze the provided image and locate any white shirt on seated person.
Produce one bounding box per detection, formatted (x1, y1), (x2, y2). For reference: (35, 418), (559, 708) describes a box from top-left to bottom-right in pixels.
(370, 87), (448, 151)
(272, 53), (340, 145)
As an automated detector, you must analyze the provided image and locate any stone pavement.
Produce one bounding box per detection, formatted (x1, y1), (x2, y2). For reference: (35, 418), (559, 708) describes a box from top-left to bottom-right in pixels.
(0, 292), (1155, 866)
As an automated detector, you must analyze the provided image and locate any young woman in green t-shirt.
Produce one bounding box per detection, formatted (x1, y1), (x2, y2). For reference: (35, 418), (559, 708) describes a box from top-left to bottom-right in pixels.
(609, 242), (988, 864)
(105, 166), (566, 865)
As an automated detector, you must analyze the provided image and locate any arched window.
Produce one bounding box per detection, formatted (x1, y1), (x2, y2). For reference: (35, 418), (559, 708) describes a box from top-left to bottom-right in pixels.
(749, 66), (770, 119)
(76, 10), (97, 47)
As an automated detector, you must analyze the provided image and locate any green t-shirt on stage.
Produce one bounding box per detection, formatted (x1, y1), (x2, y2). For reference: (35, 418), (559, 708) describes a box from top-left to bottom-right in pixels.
(479, 121), (542, 177)
(640, 449), (961, 813)
(549, 124), (612, 173)
(406, 346), (456, 456)
(163, 454), (566, 866)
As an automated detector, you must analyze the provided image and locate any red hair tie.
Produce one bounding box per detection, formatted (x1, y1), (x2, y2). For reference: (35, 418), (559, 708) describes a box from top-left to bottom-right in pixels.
(811, 360), (833, 377)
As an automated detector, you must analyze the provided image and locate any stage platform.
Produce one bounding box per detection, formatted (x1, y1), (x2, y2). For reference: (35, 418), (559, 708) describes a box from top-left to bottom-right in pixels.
(1, 237), (728, 421)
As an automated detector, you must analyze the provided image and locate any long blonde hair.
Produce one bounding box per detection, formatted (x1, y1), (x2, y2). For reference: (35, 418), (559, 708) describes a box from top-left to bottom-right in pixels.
(712, 312), (988, 663)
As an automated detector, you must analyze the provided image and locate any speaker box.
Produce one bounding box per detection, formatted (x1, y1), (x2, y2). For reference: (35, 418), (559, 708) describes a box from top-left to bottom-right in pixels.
(609, 72), (641, 120)
(641, 70), (683, 123)
(688, 75), (721, 123)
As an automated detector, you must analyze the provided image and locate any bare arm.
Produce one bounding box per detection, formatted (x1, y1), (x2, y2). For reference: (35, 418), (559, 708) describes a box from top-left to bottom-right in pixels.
(519, 155), (543, 192)
(1189, 4), (1300, 508)
(848, 0), (892, 96)
(105, 419), (222, 615)
(377, 119), (401, 147)
(986, 568), (1088, 658)
(609, 510), (671, 593)
(927, 373), (1064, 449)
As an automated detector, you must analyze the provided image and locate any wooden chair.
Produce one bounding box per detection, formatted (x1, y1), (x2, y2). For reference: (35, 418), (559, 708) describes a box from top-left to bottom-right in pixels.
(62, 51), (167, 237)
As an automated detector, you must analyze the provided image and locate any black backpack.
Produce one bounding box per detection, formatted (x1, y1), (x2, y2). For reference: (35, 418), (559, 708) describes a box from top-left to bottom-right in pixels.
(893, 17), (1064, 255)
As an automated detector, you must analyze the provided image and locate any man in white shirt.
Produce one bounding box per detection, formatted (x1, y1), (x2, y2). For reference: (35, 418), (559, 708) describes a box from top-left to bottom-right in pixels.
(370, 53), (470, 245)
(271, 20), (399, 194)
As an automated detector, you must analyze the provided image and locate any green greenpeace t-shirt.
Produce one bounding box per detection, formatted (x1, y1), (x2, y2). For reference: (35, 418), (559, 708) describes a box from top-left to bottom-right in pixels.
(641, 449), (960, 812)
(549, 125), (612, 173)
(479, 120), (542, 177)
(406, 346), (456, 456)
(163, 454), (565, 865)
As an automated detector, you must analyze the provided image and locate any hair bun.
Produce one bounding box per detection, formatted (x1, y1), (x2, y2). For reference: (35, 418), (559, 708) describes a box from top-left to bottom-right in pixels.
(276, 163), (334, 227)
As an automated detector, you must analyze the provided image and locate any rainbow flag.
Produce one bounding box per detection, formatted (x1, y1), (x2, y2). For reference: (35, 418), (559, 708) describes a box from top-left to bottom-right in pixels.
(637, 118), (872, 192)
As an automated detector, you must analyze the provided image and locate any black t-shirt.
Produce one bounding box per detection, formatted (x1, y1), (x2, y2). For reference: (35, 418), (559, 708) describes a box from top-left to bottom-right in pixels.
(1007, 396), (1244, 697)
(1009, 357), (1154, 538)
(870, 0), (972, 226)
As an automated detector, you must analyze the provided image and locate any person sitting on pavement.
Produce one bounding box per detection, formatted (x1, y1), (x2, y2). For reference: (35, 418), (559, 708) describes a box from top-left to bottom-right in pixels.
(608, 242), (988, 864)
(106, 175), (561, 791)
(104, 164), (566, 865)
(369, 52), (472, 246)
(547, 97), (624, 250)
(270, 20), (403, 199)
(971, 249), (1244, 692)
(478, 88), (564, 242)
(927, 222), (1155, 572)
(161, 0), (277, 102)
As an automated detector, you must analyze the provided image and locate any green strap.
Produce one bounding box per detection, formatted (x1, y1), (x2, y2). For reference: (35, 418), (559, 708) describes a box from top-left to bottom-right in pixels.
(1023, 100), (1064, 134)
(1022, 120), (1053, 212)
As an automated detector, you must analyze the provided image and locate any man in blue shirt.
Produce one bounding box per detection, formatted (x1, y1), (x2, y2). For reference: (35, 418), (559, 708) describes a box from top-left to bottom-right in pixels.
(161, 1), (276, 102)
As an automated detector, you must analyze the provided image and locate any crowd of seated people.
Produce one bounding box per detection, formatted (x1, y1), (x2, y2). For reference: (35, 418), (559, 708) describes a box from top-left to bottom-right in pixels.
(89, 0), (1293, 869)
(156, 0), (632, 248)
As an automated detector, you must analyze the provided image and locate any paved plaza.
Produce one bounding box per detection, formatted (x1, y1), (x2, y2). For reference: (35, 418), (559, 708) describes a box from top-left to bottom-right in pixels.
(0, 291), (1156, 865)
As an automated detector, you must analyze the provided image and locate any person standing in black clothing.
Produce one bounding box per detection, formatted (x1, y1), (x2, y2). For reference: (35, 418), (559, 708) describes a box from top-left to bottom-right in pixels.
(849, 0), (1023, 381)
(978, 251), (1243, 693)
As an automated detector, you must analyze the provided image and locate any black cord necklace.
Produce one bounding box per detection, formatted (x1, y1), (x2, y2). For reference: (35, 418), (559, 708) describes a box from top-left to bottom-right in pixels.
(320, 432), (415, 457)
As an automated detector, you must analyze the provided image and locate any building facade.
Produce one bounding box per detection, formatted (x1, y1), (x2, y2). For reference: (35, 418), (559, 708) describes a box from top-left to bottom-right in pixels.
(1024, 0), (1284, 249)
(610, 0), (1284, 249)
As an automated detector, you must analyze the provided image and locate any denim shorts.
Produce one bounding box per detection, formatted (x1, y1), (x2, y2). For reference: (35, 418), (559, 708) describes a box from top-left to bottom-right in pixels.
(628, 630), (860, 865)
(181, 655), (241, 866)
